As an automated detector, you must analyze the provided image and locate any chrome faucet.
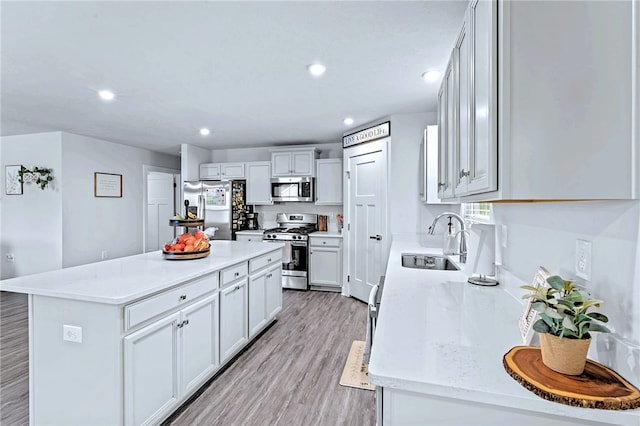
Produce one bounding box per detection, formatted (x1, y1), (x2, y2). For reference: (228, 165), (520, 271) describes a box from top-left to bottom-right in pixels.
(428, 212), (467, 263)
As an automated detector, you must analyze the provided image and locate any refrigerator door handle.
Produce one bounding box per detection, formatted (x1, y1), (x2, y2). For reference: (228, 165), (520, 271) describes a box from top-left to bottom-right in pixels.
(198, 194), (205, 219)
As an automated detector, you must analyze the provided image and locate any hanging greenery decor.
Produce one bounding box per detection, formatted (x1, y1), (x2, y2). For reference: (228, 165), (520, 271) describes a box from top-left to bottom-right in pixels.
(18, 166), (54, 190)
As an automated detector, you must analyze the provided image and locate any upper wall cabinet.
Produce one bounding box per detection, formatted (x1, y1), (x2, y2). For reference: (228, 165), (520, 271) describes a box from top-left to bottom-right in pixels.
(315, 159), (343, 205)
(271, 148), (319, 177)
(200, 162), (245, 180)
(439, 0), (638, 201)
(245, 161), (273, 205)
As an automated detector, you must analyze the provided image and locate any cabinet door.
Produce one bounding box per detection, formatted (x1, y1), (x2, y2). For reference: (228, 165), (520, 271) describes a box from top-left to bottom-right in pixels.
(271, 152), (293, 176)
(291, 151), (314, 176)
(265, 263), (282, 319)
(200, 163), (220, 180)
(124, 312), (180, 426)
(219, 279), (248, 362)
(309, 246), (342, 288)
(454, 9), (470, 196)
(221, 163), (245, 179)
(180, 294), (219, 396)
(438, 54), (456, 199)
(246, 161), (273, 205)
(315, 159), (343, 205)
(248, 270), (268, 338)
(467, 0), (498, 195)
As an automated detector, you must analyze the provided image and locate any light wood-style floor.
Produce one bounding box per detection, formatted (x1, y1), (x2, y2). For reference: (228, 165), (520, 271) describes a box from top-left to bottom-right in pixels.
(165, 290), (375, 426)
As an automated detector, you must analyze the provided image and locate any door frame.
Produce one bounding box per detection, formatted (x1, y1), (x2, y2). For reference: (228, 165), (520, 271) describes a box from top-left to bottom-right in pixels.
(142, 165), (181, 253)
(342, 138), (390, 299)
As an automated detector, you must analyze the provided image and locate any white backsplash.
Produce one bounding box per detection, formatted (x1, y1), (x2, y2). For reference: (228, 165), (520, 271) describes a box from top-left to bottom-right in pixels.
(252, 202), (343, 232)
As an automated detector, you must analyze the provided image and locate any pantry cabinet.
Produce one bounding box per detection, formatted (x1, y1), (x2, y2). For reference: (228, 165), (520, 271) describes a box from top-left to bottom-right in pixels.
(271, 147), (319, 177)
(439, 0), (637, 200)
(245, 161), (273, 205)
(309, 236), (342, 291)
(315, 159), (343, 205)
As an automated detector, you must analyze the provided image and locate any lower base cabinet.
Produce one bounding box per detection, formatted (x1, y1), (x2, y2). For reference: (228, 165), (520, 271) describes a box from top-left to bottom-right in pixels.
(124, 293), (220, 426)
(249, 263), (282, 337)
(309, 236), (342, 291)
(220, 276), (249, 362)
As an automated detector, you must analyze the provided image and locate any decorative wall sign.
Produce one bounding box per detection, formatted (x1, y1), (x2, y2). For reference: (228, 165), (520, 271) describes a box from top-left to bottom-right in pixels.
(5, 165), (23, 195)
(343, 121), (390, 148)
(94, 172), (123, 197)
(519, 266), (551, 344)
(18, 166), (54, 190)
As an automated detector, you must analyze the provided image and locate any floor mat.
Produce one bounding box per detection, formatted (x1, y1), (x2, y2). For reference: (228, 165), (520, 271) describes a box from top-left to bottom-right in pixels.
(339, 340), (375, 391)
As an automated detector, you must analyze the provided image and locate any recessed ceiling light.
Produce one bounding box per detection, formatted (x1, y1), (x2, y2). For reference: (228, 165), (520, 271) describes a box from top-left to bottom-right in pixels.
(343, 117), (354, 125)
(98, 90), (115, 101)
(307, 63), (326, 77)
(199, 128), (210, 136)
(422, 71), (441, 83)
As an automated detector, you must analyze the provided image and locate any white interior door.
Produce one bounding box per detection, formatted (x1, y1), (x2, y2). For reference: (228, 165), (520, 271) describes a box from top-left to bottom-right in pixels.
(347, 147), (387, 303)
(146, 172), (175, 252)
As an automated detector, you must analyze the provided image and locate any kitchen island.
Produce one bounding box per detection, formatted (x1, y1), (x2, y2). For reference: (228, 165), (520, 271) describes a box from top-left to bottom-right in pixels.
(368, 239), (640, 426)
(0, 241), (283, 426)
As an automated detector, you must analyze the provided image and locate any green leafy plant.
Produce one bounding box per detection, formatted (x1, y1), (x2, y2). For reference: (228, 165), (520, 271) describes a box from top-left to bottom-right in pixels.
(521, 275), (610, 339)
(18, 166), (53, 190)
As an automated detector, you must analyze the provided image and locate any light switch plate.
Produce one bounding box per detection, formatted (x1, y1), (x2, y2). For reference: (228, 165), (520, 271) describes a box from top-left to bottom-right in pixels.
(575, 239), (592, 281)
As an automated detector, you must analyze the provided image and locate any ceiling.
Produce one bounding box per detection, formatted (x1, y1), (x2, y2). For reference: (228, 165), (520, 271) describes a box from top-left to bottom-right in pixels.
(1, 1), (467, 155)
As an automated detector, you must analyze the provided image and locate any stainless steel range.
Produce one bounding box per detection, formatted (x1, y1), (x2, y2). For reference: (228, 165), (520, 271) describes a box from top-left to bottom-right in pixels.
(263, 213), (317, 290)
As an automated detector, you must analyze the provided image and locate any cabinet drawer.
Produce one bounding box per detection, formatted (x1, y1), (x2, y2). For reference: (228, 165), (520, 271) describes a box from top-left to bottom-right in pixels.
(125, 273), (219, 330)
(249, 250), (281, 274)
(310, 237), (341, 248)
(221, 262), (248, 286)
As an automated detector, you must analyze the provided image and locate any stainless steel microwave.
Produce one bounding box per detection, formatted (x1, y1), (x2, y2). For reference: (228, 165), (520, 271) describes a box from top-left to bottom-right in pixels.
(270, 177), (314, 202)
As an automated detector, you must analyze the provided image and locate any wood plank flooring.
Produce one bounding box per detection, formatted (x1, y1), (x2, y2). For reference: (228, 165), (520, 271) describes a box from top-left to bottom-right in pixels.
(165, 290), (375, 426)
(0, 291), (29, 426)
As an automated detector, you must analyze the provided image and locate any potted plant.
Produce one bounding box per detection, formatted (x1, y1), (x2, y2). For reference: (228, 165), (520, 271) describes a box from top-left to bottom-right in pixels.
(521, 275), (610, 375)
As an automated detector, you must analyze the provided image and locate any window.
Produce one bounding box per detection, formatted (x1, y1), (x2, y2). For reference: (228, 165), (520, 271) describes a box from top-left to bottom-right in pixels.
(461, 202), (492, 222)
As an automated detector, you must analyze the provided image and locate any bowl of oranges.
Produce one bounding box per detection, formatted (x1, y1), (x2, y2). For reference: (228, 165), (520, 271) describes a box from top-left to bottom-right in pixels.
(162, 229), (210, 260)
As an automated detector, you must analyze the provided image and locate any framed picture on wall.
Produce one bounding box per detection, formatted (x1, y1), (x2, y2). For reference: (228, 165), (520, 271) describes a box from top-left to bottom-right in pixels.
(5, 165), (23, 195)
(94, 172), (122, 197)
(519, 266), (551, 345)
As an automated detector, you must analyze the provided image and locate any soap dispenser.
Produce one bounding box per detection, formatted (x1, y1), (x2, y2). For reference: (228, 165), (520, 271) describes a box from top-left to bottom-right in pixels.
(443, 216), (457, 255)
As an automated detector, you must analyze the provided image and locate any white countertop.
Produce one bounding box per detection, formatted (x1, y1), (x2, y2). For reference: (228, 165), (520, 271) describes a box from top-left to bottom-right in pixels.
(0, 241), (283, 305)
(368, 239), (639, 425)
(235, 229), (265, 235)
(310, 231), (343, 238)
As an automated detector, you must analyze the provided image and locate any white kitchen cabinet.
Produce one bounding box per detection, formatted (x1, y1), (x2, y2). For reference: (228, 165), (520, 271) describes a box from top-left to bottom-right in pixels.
(437, 53), (456, 200)
(235, 232), (264, 242)
(124, 312), (180, 426)
(245, 161), (273, 205)
(180, 293), (219, 396)
(219, 263), (249, 362)
(315, 159), (343, 205)
(248, 250), (282, 337)
(123, 289), (220, 426)
(439, 0), (637, 201)
(200, 163), (221, 180)
(271, 147), (319, 177)
(309, 236), (342, 291)
(199, 162), (245, 180)
(453, 9), (471, 197)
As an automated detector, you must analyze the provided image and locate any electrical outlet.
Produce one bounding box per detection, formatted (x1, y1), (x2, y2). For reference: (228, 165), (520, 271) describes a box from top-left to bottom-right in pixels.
(63, 325), (82, 343)
(575, 239), (592, 281)
(500, 225), (508, 248)
(101, 250), (108, 260)
(5, 253), (15, 263)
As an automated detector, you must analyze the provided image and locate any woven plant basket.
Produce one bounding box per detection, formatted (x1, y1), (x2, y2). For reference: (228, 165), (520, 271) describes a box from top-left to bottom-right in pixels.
(539, 333), (591, 375)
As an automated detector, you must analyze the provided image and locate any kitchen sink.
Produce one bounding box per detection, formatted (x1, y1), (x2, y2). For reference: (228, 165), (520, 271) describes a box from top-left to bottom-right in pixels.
(401, 253), (460, 271)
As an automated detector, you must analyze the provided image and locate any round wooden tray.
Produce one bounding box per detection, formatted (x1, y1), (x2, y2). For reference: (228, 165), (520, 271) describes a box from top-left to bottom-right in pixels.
(162, 246), (210, 260)
(169, 219), (204, 227)
(503, 346), (640, 410)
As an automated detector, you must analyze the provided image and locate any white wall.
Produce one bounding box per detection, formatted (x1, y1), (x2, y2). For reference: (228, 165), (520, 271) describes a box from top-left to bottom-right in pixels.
(1, 133), (64, 278)
(61, 133), (180, 267)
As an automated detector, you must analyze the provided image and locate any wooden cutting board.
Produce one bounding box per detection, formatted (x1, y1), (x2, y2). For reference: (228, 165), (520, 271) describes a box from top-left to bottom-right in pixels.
(503, 346), (640, 410)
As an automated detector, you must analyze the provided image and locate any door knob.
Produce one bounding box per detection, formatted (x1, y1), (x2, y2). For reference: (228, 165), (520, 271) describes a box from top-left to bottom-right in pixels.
(369, 235), (382, 241)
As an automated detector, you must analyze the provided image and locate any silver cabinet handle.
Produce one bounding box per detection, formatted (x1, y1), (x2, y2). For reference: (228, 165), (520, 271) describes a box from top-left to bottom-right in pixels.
(234, 272), (239, 277)
(438, 182), (446, 188)
(369, 235), (382, 241)
(177, 320), (189, 328)
(460, 169), (470, 178)
(179, 295), (187, 301)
